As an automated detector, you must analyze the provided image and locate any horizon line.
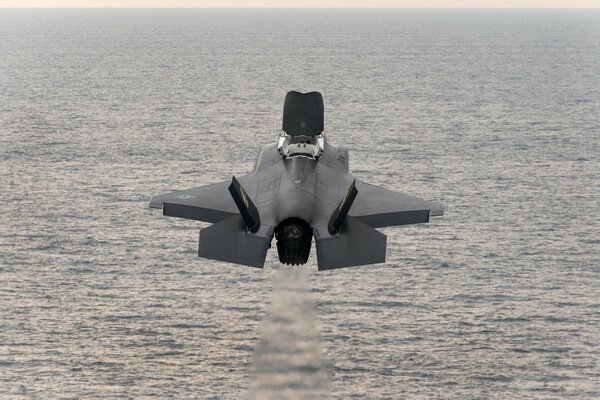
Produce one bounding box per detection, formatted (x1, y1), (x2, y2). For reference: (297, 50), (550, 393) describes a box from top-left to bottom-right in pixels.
(2, 6), (600, 8)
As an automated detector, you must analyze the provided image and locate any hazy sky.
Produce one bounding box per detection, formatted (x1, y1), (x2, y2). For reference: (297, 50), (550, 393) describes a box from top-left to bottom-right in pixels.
(1, 0), (600, 8)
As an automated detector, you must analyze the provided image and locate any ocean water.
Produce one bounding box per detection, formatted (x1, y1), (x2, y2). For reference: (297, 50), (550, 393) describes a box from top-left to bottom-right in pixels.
(1, 9), (599, 399)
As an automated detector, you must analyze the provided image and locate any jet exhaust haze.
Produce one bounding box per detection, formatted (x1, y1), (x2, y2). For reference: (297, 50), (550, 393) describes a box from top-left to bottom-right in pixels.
(244, 266), (331, 399)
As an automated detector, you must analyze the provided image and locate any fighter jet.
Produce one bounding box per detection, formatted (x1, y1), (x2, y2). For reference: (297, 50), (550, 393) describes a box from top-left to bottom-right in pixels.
(150, 91), (443, 270)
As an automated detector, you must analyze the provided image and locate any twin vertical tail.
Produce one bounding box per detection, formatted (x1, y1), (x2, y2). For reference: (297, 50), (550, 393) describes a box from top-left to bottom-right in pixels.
(315, 180), (387, 271)
(228, 176), (261, 233)
(197, 176), (272, 268)
(198, 177), (386, 270)
(328, 180), (358, 235)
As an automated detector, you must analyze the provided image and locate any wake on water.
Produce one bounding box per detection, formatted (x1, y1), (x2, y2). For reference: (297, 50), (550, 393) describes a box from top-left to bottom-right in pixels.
(245, 267), (331, 400)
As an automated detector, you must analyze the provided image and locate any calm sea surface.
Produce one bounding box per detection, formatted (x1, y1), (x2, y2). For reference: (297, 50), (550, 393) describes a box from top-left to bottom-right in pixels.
(1, 9), (599, 399)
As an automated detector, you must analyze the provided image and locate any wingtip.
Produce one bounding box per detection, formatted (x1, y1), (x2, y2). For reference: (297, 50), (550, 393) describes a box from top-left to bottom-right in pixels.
(430, 202), (444, 217)
(149, 197), (163, 209)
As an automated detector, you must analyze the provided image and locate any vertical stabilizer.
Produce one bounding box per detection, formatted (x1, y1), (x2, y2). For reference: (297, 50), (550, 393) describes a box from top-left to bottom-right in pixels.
(228, 176), (261, 233)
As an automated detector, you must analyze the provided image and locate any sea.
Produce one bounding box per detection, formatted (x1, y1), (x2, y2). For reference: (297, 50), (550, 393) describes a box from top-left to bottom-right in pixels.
(0, 8), (599, 399)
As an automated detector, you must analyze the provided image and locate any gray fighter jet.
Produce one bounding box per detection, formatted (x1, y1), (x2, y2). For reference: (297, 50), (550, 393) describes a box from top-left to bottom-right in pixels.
(150, 91), (443, 270)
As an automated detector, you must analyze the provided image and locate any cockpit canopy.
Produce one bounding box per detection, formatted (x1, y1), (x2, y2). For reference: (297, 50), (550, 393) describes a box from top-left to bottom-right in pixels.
(278, 91), (325, 160)
(278, 133), (325, 160)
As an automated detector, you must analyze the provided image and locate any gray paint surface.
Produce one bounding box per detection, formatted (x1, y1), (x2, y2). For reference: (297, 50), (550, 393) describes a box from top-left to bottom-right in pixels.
(150, 134), (443, 269)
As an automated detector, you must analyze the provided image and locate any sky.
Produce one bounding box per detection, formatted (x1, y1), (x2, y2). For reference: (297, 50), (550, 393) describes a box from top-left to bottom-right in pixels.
(1, 0), (600, 8)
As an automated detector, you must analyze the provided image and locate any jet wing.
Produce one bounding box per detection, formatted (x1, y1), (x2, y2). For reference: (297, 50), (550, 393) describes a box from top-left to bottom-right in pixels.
(349, 180), (444, 228)
(149, 180), (238, 223)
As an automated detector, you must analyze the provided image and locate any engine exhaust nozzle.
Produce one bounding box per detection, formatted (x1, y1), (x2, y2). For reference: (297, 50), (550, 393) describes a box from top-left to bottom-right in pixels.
(274, 218), (312, 266)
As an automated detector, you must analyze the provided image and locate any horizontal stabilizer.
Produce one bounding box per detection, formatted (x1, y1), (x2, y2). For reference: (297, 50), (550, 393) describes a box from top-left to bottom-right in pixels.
(315, 216), (386, 271)
(198, 215), (273, 268)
